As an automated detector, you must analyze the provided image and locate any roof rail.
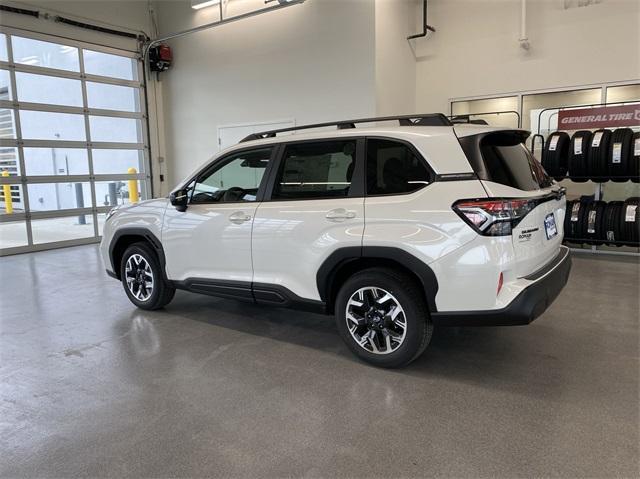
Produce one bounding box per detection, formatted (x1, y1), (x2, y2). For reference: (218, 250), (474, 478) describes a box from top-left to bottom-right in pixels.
(239, 113), (452, 143)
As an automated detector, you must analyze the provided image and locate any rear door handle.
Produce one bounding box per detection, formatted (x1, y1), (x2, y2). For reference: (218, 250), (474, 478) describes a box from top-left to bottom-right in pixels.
(325, 208), (356, 221)
(229, 211), (252, 224)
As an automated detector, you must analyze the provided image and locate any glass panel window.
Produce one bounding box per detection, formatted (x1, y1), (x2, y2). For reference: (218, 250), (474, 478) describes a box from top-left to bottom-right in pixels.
(191, 148), (272, 204)
(0, 220), (28, 249)
(0, 183), (23, 214)
(0, 69), (13, 100)
(0, 34), (7, 61)
(366, 139), (431, 196)
(92, 149), (143, 175)
(523, 88), (601, 132)
(0, 109), (17, 139)
(24, 147), (89, 176)
(27, 182), (93, 212)
(12, 36), (80, 72)
(86, 82), (139, 112)
(605, 84), (640, 103)
(83, 50), (137, 81)
(31, 216), (95, 244)
(272, 141), (355, 200)
(95, 180), (143, 207)
(21, 111), (86, 141)
(15, 72), (83, 107)
(0, 147), (21, 176)
(89, 116), (141, 143)
(452, 96), (518, 115)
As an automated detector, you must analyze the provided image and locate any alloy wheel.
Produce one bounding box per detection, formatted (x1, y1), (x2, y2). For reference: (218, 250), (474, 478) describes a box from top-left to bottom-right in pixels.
(125, 254), (154, 302)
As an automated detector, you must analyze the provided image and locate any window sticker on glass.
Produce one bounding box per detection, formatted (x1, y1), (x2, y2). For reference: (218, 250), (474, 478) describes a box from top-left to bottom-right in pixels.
(592, 131), (603, 147)
(548, 135), (559, 151)
(611, 142), (622, 164)
(574, 138), (582, 155)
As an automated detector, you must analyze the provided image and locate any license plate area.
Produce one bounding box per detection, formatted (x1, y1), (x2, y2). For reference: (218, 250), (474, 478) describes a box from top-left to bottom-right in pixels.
(544, 212), (558, 240)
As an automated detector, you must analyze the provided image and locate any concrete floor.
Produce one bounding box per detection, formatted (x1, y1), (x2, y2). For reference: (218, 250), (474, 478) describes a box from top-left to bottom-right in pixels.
(1, 245), (638, 478)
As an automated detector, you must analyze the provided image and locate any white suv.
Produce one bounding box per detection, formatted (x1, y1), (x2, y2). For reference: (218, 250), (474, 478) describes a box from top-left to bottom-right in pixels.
(100, 114), (571, 368)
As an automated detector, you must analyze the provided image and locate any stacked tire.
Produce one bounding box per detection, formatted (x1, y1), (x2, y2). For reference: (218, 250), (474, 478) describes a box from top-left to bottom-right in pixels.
(544, 128), (639, 182)
(564, 197), (640, 246)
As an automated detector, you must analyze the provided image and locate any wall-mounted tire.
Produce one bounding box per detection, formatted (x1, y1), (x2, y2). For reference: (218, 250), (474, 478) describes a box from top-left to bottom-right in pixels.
(581, 200), (606, 244)
(568, 130), (592, 182)
(542, 131), (570, 180)
(587, 129), (611, 182)
(632, 131), (640, 183)
(602, 201), (624, 246)
(565, 198), (590, 243)
(608, 128), (634, 182)
(620, 198), (640, 245)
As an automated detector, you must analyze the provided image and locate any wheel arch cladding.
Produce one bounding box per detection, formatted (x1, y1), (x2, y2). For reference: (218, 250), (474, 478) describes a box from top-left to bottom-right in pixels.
(317, 246), (439, 315)
(109, 228), (166, 280)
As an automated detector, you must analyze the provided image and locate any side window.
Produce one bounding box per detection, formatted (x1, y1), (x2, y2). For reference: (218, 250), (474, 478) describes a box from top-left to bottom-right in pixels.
(191, 147), (271, 204)
(366, 139), (432, 196)
(271, 140), (356, 200)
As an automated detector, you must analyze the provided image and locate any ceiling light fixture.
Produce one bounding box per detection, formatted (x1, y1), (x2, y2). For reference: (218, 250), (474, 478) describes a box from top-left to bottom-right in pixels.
(191, 0), (221, 10)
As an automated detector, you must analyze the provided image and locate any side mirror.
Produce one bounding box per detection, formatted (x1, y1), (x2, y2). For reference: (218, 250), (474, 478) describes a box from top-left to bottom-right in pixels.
(170, 189), (188, 212)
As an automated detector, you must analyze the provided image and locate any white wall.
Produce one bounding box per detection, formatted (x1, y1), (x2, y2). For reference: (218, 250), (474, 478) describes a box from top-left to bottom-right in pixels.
(156, 0), (376, 184)
(415, 0), (640, 113)
(374, 0), (418, 116)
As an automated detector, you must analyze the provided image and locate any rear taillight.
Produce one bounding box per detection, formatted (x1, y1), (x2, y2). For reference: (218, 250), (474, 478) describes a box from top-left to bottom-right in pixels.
(452, 198), (535, 236)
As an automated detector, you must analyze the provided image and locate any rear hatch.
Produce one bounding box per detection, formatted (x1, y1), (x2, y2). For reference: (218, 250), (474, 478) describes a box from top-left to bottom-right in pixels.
(456, 128), (566, 277)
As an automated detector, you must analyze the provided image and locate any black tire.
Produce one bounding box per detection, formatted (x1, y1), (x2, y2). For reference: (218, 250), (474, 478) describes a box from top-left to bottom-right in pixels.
(542, 131), (570, 181)
(620, 198), (640, 246)
(630, 131), (640, 183)
(581, 200), (606, 245)
(568, 130), (592, 182)
(335, 268), (433, 368)
(587, 129), (611, 182)
(120, 242), (176, 310)
(565, 198), (590, 243)
(608, 128), (634, 182)
(602, 201), (624, 246)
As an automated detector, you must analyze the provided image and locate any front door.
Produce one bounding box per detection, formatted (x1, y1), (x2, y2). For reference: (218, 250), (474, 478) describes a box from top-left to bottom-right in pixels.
(162, 147), (274, 285)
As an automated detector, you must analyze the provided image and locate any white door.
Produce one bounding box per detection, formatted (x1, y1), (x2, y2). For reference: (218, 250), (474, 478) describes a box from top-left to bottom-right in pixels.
(218, 120), (295, 151)
(162, 146), (274, 283)
(252, 139), (364, 301)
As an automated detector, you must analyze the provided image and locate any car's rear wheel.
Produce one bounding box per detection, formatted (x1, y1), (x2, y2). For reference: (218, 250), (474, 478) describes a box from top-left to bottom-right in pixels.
(335, 268), (433, 368)
(120, 242), (175, 310)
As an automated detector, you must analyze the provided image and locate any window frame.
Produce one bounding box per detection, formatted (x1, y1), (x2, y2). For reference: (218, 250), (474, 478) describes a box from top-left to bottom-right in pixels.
(262, 137), (365, 202)
(187, 145), (278, 205)
(364, 136), (436, 198)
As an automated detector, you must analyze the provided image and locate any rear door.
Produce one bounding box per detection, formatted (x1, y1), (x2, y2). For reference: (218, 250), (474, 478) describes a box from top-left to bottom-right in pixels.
(251, 138), (365, 301)
(457, 128), (565, 277)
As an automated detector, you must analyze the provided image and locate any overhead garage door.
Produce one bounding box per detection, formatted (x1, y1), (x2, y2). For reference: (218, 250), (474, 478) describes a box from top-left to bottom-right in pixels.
(0, 28), (150, 254)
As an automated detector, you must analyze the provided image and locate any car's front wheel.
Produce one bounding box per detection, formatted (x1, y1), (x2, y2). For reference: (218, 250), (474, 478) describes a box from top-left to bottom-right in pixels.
(120, 242), (175, 310)
(335, 268), (433, 368)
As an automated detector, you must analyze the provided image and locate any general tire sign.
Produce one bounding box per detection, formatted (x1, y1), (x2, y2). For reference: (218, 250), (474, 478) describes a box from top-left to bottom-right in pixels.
(558, 104), (640, 130)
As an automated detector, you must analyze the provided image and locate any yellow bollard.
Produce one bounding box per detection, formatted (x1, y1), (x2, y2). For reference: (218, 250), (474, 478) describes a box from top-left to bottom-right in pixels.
(2, 170), (13, 214)
(127, 167), (139, 203)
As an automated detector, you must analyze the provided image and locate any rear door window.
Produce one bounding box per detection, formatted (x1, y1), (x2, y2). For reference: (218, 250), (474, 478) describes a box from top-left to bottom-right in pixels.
(271, 140), (356, 200)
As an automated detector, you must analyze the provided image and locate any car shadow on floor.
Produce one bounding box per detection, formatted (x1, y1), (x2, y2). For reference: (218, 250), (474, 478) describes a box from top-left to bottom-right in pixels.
(157, 290), (558, 396)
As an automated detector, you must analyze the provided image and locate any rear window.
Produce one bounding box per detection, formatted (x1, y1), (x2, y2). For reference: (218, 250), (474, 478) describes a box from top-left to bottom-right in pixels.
(460, 131), (553, 191)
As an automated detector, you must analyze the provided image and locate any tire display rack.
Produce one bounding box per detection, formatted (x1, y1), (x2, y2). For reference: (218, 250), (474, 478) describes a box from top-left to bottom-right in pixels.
(530, 101), (640, 257)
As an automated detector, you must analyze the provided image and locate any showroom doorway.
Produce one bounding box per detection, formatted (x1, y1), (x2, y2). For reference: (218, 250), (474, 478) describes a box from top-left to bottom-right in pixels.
(0, 27), (150, 255)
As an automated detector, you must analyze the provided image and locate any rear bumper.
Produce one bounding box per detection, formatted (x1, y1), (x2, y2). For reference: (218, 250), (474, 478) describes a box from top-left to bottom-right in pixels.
(431, 246), (571, 326)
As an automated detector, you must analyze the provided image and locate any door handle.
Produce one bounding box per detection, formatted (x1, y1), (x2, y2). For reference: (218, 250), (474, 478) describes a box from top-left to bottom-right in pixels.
(229, 211), (252, 224)
(325, 208), (356, 221)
